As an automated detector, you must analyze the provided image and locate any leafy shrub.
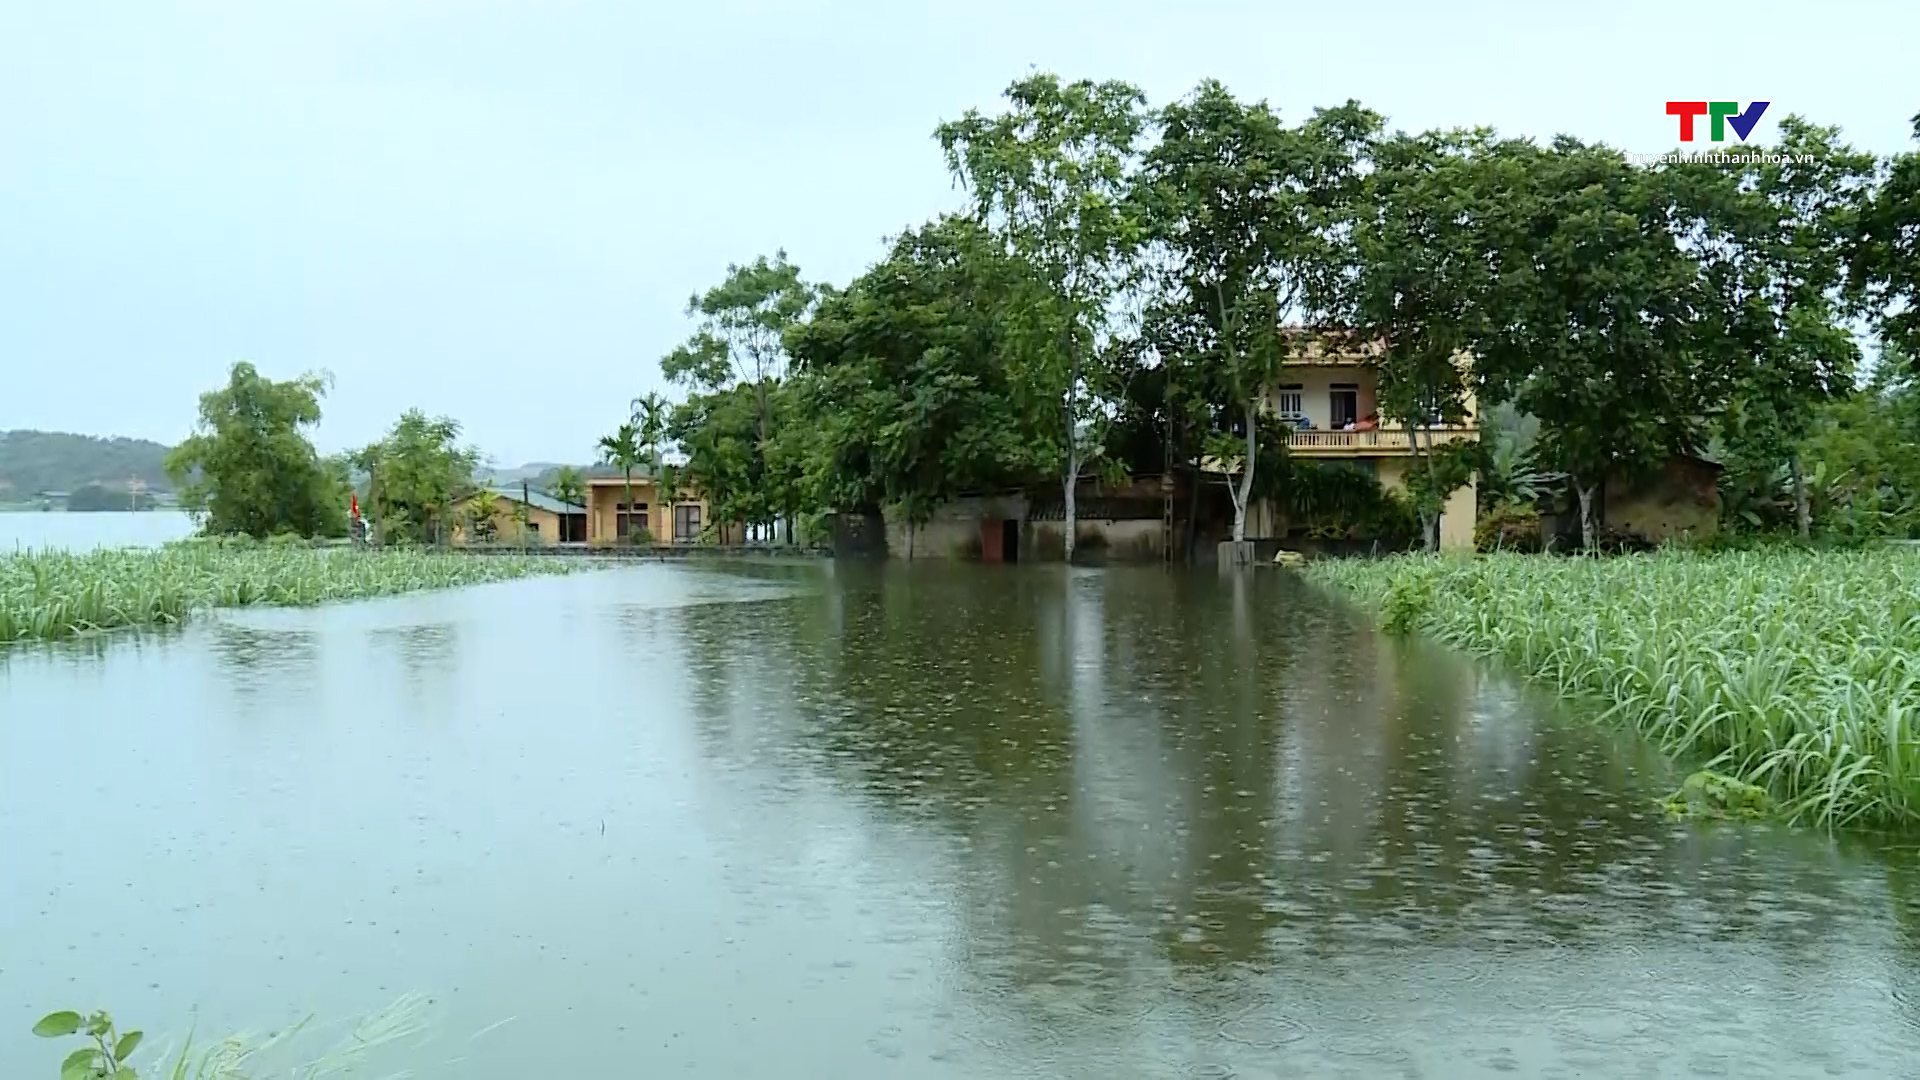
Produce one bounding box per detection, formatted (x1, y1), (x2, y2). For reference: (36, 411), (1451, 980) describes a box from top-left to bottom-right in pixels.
(1475, 504), (1542, 552)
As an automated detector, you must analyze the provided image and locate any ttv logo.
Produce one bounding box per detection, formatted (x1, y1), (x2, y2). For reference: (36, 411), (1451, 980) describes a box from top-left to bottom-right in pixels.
(1666, 101), (1769, 142)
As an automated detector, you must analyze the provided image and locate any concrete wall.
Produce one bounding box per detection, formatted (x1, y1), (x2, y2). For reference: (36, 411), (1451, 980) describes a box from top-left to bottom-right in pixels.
(886, 495), (1027, 560)
(1604, 458), (1721, 543)
(883, 494), (1167, 563)
(1027, 518), (1165, 563)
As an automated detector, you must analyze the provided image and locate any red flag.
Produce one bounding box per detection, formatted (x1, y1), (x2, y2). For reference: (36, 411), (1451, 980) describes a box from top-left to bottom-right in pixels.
(351, 493), (360, 518)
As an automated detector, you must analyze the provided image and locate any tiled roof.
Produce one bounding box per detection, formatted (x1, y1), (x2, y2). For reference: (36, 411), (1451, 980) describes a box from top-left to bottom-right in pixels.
(464, 486), (586, 514)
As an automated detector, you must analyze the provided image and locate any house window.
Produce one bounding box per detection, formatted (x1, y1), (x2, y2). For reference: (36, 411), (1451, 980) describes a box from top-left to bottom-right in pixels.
(1277, 385), (1304, 418)
(1330, 384), (1359, 428)
(673, 504), (701, 543)
(617, 502), (649, 538)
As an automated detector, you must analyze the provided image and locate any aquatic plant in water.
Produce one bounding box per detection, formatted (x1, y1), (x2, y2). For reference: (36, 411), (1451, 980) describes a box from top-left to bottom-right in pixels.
(33, 996), (433, 1079)
(1662, 770), (1774, 821)
(0, 542), (590, 643)
(1306, 549), (1920, 830)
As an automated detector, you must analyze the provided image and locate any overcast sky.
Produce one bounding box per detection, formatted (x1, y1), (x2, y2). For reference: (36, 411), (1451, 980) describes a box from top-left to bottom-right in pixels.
(4, 1), (1917, 466)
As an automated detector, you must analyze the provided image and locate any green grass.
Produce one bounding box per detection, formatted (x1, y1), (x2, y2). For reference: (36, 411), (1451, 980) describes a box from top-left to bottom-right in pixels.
(1306, 549), (1920, 830)
(1, 541), (588, 643)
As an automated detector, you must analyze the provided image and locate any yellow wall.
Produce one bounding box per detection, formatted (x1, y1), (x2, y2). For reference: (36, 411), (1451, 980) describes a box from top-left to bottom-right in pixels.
(586, 480), (710, 544)
(1270, 365), (1378, 428)
(1440, 478), (1476, 551)
(451, 499), (566, 546)
(1376, 460), (1476, 550)
(1267, 358), (1479, 428)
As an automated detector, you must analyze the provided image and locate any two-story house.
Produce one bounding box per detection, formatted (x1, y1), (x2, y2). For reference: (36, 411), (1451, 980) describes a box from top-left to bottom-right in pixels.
(1249, 338), (1480, 550)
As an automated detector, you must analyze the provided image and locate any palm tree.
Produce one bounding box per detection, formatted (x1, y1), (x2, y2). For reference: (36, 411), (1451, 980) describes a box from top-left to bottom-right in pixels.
(597, 421), (643, 543)
(549, 465), (586, 509)
(465, 488), (501, 544)
(633, 392), (672, 540)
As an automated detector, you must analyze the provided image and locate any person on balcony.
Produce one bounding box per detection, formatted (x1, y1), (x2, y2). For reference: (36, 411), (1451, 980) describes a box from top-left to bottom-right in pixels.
(1355, 413), (1379, 432)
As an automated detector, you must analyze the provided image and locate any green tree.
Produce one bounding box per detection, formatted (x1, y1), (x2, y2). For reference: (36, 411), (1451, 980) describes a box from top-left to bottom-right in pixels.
(1674, 116), (1875, 538)
(1853, 114), (1920, 368)
(465, 488), (501, 544)
(661, 253), (814, 542)
(1472, 139), (1728, 550)
(938, 73), (1147, 561)
(631, 391), (678, 534)
(1142, 81), (1379, 544)
(164, 362), (350, 538)
(1800, 354), (1920, 540)
(354, 411), (479, 545)
(669, 387), (759, 541)
(783, 216), (1044, 535)
(596, 420), (644, 543)
(548, 465), (585, 508)
(1355, 130), (1504, 550)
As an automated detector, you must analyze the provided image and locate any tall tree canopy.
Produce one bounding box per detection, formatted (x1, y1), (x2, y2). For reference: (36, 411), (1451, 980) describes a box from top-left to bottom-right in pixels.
(1671, 117), (1875, 537)
(662, 252), (815, 540)
(1141, 80), (1380, 543)
(1853, 114), (1920, 370)
(783, 216), (1046, 523)
(353, 410), (480, 545)
(938, 73), (1147, 560)
(1472, 139), (1730, 548)
(1353, 130), (1512, 549)
(164, 362), (349, 539)
(642, 72), (1918, 554)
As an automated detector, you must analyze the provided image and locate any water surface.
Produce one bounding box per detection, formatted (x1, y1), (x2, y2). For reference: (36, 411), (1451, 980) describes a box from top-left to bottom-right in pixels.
(0, 510), (196, 551)
(4, 561), (1920, 1078)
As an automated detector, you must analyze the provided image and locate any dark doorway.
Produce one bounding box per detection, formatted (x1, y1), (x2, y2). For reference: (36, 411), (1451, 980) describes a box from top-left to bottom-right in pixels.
(1330, 384), (1360, 428)
(1002, 518), (1020, 563)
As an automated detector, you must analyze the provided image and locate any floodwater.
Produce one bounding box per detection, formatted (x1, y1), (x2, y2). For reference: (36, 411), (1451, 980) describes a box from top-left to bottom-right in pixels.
(5, 562), (1920, 1078)
(0, 510), (196, 551)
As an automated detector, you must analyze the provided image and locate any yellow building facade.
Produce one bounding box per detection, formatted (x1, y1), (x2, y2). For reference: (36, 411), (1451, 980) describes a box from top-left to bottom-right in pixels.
(1249, 345), (1480, 550)
(583, 477), (712, 545)
(450, 488), (588, 546)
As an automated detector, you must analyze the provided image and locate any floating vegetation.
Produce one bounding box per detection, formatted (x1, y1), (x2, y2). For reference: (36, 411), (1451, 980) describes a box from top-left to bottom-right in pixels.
(1662, 770), (1775, 821)
(1, 541), (587, 643)
(1307, 550), (1920, 830)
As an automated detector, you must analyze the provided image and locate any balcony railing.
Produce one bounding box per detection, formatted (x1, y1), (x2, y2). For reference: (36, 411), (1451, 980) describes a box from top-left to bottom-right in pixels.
(1284, 425), (1478, 454)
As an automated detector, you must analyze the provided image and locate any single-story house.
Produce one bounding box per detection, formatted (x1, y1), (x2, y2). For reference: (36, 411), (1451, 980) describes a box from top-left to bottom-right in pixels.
(582, 470), (715, 545)
(451, 486), (587, 546)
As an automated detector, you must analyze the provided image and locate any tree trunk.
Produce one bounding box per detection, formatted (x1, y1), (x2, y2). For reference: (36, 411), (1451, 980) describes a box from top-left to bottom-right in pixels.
(1575, 477), (1598, 553)
(1406, 420), (1437, 553)
(1231, 399), (1257, 544)
(623, 469), (634, 544)
(1062, 453), (1078, 563)
(1184, 456), (1201, 565)
(1062, 356), (1080, 564)
(1791, 455), (1811, 541)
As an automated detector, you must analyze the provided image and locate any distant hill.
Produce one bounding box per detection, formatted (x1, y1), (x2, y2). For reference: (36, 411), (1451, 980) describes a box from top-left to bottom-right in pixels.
(0, 430), (175, 499)
(485, 462), (567, 486)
